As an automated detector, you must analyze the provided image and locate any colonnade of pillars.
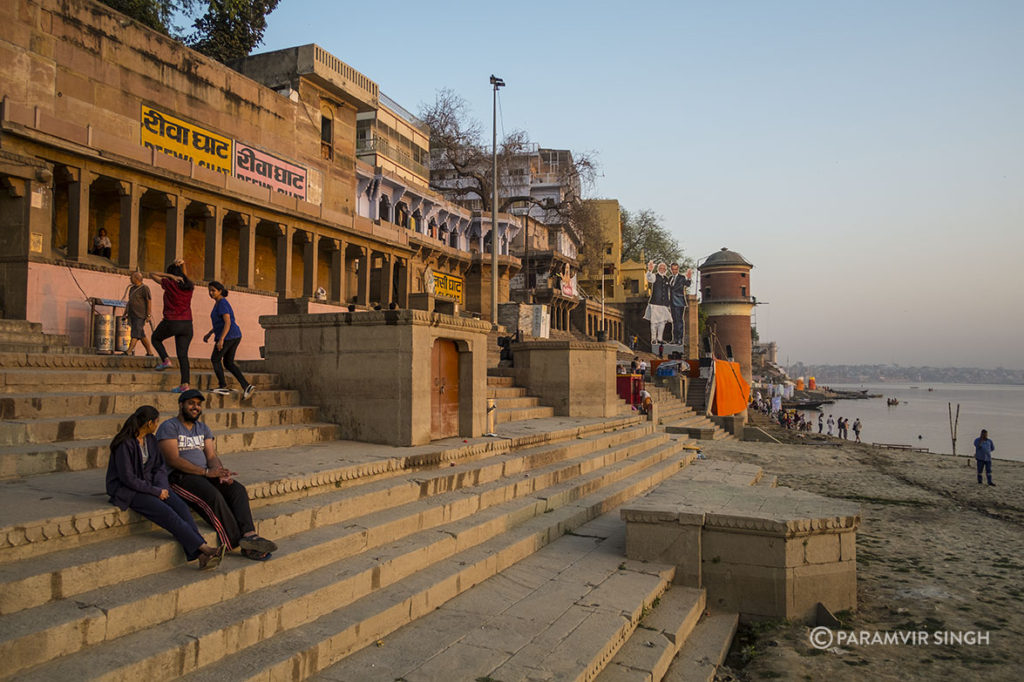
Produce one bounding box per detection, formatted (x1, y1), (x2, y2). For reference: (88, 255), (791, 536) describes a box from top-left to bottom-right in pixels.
(54, 168), (408, 307)
(584, 313), (622, 342)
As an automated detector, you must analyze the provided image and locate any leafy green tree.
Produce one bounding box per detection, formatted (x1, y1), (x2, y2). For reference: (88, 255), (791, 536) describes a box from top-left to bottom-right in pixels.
(188, 0), (281, 63)
(620, 208), (689, 267)
(99, 0), (280, 63)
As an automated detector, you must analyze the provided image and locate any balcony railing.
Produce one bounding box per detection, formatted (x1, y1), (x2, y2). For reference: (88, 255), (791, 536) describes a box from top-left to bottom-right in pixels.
(356, 137), (429, 179)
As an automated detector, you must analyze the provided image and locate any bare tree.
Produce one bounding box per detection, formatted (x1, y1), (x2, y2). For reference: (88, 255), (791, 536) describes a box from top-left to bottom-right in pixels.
(420, 89), (599, 214)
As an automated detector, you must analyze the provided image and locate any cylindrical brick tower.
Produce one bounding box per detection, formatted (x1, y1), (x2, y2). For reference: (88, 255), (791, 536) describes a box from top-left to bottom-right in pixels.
(698, 247), (754, 383)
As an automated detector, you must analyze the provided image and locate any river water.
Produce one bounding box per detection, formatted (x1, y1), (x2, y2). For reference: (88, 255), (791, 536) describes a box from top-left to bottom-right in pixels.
(814, 383), (1024, 462)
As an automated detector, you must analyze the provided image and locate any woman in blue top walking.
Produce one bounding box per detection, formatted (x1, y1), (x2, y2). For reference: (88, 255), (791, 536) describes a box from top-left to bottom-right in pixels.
(204, 281), (255, 399)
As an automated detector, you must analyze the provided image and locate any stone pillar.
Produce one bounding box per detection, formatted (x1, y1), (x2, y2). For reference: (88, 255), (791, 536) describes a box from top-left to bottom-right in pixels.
(395, 257), (408, 308)
(204, 205), (222, 282)
(357, 247), (371, 306)
(237, 214), (255, 288)
(117, 181), (141, 271)
(302, 230), (318, 298)
(275, 224), (293, 296)
(329, 238), (345, 304)
(67, 169), (92, 261)
(165, 194), (185, 264)
(382, 254), (395, 306)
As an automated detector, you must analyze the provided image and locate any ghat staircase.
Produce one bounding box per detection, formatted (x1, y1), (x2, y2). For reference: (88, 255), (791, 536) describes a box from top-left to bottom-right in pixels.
(0, 322), (742, 681)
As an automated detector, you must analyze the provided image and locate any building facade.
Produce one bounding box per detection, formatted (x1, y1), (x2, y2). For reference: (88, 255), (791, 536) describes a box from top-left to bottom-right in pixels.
(0, 0), (516, 358)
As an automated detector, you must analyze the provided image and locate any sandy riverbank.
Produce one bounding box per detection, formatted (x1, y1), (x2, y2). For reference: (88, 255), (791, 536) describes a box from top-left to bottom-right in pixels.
(698, 426), (1024, 681)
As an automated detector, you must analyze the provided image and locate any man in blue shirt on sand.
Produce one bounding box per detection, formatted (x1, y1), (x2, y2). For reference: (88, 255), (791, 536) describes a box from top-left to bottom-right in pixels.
(974, 429), (995, 486)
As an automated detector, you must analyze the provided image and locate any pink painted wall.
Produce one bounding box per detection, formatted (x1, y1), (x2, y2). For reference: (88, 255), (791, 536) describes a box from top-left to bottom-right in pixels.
(27, 263), (276, 360)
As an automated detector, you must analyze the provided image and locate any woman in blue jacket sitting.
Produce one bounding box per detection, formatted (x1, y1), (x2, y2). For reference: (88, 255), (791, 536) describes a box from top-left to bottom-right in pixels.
(105, 405), (225, 569)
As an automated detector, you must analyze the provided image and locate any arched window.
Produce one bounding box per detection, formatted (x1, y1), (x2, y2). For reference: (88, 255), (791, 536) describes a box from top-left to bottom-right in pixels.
(379, 195), (391, 223)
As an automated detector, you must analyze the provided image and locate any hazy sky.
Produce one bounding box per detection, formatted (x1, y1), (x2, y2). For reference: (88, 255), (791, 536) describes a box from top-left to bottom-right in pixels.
(259, 0), (1023, 369)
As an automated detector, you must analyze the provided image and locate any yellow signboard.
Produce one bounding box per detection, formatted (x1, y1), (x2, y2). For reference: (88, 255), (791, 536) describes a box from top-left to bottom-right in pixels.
(432, 272), (464, 304)
(140, 106), (233, 174)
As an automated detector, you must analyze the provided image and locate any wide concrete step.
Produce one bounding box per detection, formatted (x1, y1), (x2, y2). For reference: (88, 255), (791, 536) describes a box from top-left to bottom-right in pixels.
(495, 405), (556, 424)
(0, 368), (279, 394)
(0, 387), (300, 420)
(0, 422), (660, 611)
(487, 385), (527, 399)
(0, 351), (268, 371)
(0, 405), (321, 446)
(10, 437), (690, 679)
(318, 515), (683, 682)
(595, 585), (707, 682)
(491, 395), (541, 410)
(0, 421), (340, 479)
(663, 611), (739, 682)
(486, 375), (516, 387)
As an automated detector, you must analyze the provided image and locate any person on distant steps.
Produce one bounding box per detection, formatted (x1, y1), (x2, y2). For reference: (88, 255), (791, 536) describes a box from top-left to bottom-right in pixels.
(158, 390), (278, 560)
(974, 429), (995, 486)
(106, 405), (224, 570)
(150, 259), (195, 393)
(203, 281), (255, 399)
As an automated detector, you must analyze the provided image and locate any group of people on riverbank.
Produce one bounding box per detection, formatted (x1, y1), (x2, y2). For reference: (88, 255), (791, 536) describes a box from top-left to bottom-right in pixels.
(126, 260), (255, 399)
(819, 414), (862, 442)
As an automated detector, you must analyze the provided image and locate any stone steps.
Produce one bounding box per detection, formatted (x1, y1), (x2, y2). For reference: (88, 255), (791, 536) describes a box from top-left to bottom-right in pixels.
(663, 612), (739, 682)
(315, 514), (686, 682)
(595, 584), (707, 682)
(0, 421), (341, 479)
(0, 423), (660, 615)
(0, 405), (321, 446)
(0, 368), (278, 394)
(0, 360), (331, 479)
(8, 427), (691, 679)
(1, 427), (673, 672)
(495, 405), (556, 424)
(487, 385), (527, 399)
(0, 388), (300, 420)
(177, 458), (688, 682)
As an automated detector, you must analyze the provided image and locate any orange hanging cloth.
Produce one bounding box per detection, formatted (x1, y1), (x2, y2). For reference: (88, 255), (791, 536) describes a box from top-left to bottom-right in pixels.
(712, 360), (750, 416)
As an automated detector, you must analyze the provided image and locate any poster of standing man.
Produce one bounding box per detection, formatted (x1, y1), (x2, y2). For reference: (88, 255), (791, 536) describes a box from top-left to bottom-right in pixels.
(668, 263), (693, 345)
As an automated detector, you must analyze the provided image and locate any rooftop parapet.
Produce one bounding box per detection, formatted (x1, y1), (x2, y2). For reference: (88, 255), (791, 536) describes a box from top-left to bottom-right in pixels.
(233, 44), (379, 112)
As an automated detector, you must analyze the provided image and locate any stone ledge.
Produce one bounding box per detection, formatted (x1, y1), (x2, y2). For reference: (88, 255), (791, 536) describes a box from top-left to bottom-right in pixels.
(259, 309), (493, 333)
(621, 462), (860, 622)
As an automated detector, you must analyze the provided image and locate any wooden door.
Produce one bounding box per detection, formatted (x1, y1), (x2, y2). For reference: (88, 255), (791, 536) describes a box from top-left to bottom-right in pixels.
(430, 339), (460, 439)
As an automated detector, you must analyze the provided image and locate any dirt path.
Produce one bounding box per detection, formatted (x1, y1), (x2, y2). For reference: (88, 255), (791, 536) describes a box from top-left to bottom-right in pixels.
(698, 432), (1024, 681)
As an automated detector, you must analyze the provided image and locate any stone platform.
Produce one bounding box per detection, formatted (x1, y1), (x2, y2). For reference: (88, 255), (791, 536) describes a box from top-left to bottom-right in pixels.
(622, 460), (860, 622)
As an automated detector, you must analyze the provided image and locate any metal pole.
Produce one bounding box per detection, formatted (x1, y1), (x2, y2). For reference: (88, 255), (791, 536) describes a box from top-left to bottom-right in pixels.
(490, 75), (504, 326)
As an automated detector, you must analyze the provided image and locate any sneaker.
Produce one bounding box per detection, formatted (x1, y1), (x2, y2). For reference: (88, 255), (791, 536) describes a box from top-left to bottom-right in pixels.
(155, 360), (172, 371)
(242, 384), (256, 400)
(170, 384), (190, 394)
(212, 387), (232, 396)
(988, 482), (996, 486)
(239, 534), (277, 554)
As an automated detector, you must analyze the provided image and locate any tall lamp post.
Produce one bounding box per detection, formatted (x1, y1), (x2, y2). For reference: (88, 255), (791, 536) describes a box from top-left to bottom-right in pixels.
(490, 74), (504, 326)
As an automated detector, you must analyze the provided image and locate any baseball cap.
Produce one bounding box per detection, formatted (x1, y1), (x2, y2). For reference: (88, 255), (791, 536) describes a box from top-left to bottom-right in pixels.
(177, 388), (206, 403)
